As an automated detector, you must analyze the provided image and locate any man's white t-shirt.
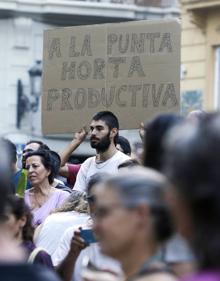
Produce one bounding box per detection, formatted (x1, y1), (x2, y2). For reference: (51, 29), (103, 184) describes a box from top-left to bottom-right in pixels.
(73, 151), (130, 192)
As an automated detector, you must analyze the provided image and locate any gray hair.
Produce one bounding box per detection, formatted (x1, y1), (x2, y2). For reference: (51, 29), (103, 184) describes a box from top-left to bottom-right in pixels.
(104, 167), (174, 243)
(106, 167), (167, 209)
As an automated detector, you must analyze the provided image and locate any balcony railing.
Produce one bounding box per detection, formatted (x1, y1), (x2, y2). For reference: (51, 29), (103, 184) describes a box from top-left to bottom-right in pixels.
(1, 0), (179, 7)
(64, 0), (179, 6)
(182, 0), (220, 10)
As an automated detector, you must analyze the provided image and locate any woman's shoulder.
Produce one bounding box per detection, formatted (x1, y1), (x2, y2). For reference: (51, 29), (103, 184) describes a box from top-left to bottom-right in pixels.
(34, 248), (53, 269)
(53, 188), (70, 201)
(24, 187), (34, 195)
(54, 187), (69, 195)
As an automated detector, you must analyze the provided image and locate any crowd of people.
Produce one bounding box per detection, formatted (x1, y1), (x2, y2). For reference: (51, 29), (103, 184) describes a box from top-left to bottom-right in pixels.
(0, 109), (219, 281)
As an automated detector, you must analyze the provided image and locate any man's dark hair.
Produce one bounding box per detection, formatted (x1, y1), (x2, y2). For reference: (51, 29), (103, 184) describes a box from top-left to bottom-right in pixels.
(25, 140), (50, 151)
(92, 111), (119, 144)
(92, 111), (119, 130)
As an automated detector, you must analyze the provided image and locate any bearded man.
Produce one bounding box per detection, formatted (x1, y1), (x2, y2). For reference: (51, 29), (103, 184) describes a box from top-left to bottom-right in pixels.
(73, 111), (130, 193)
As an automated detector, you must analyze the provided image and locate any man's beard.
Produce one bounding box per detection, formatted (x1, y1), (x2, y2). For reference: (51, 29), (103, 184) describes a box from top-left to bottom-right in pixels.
(90, 132), (111, 152)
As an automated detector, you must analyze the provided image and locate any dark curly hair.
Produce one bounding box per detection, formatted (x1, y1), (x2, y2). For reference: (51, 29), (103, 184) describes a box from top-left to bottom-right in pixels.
(25, 149), (60, 184)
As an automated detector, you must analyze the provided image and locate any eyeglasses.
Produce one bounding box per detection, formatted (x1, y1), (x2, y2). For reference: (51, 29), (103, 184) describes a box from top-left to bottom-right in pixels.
(93, 204), (125, 219)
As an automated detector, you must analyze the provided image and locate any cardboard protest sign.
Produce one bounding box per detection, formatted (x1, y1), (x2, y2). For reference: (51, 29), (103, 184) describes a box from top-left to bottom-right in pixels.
(42, 19), (180, 134)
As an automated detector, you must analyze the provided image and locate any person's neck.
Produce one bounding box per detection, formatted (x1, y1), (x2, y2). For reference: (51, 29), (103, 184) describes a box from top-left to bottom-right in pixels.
(15, 231), (23, 245)
(33, 180), (52, 195)
(120, 242), (157, 280)
(0, 228), (25, 262)
(96, 144), (118, 162)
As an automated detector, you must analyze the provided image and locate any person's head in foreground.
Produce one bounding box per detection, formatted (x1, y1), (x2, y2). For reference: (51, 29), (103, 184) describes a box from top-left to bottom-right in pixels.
(163, 112), (220, 273)
(3, 195), (34, 243)
(93, 167), (174, 280)
(0, 139), (25, 262)
(143, 113), (183, 171)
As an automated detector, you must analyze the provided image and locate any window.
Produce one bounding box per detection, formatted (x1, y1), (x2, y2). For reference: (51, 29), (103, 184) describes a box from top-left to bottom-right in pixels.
(214, 47), (220, 109)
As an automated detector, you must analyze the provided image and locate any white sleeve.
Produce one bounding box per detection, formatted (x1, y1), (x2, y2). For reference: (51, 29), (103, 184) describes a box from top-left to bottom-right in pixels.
(72, 250), (85, 281)
(52, 228), (73, 266)
(73, 158), (91, 192)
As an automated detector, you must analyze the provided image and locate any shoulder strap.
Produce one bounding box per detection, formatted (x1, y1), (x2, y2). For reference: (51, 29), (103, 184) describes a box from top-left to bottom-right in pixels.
(28, 247), (46, 263)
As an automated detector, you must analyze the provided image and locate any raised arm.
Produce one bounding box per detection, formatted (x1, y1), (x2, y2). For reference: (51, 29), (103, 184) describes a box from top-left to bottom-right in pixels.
(139, 122), (145, 143)
(59, 127), (88, 167)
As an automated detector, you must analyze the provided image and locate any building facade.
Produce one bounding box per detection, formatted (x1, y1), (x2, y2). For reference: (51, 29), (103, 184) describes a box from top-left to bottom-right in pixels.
(0, 0), (179, 153)
(181, 0), (220, 114)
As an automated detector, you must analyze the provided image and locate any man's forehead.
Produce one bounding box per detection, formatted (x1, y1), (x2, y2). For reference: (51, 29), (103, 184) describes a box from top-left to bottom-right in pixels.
(90, 119), (107, 127)
(24, 142), (40, 151)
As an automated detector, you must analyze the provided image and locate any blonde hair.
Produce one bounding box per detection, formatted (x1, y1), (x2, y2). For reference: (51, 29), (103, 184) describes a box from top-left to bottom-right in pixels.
(53, 191), (88, 214)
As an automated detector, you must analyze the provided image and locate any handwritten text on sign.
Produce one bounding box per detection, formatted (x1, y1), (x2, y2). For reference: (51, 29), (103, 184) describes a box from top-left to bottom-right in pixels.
(42, 20), (180, 133)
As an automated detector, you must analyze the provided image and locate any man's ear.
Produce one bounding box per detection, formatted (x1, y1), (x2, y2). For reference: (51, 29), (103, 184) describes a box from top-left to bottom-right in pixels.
(110, 128), (118, 139)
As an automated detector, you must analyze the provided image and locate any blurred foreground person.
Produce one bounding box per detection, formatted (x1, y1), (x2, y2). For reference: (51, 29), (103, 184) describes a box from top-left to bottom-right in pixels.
(0, 139), (61, 281)
(143, 113), (183, 170)
(2, 139), (17, 194)
(0, 139), (24, 262)
(93, 168), (175, 281)
(186, 110), (206, 123)
(143, 113), (194, 277)
(53, 173), (122, 281)
(164, 113), (220, 281)
(3, 195), (53, 268)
